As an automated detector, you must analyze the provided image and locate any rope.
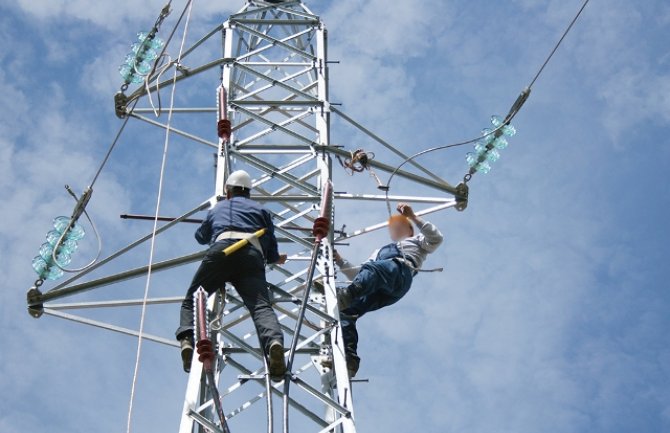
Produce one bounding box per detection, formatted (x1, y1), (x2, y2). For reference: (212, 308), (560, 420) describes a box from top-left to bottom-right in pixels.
(125, 2), (195, 433)
(146, 54), (173, 117)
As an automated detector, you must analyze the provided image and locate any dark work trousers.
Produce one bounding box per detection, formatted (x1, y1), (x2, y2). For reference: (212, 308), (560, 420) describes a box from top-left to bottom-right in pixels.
(340, 258), (414, 362)
(175, 240), (283, 355)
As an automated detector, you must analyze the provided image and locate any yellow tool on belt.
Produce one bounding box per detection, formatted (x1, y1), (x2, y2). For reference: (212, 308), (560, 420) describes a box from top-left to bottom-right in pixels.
(221, 228), (266, 256)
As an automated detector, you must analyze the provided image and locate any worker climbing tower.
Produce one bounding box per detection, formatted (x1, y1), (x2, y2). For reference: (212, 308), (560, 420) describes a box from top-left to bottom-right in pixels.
(25, 0), (478, 432)
(177, 3), (356, 431)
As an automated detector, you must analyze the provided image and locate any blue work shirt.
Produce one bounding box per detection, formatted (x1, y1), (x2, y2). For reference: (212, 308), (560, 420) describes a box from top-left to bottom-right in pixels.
(195, 196), (280, 264)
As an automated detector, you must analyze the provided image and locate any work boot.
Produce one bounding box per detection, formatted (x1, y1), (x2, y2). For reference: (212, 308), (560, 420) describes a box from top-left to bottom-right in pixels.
(319, 355), (360, 379)
(268, 341), (287, 382)
(346, 354), (360, 378)
(336, 286), (353, 310)
(180, 337), (194, 373)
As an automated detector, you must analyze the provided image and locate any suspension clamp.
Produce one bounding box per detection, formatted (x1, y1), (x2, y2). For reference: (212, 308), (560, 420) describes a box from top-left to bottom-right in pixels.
(455, 182), (469, 212)
(114, 91), (129, 118)
(27, 286), (44, 318)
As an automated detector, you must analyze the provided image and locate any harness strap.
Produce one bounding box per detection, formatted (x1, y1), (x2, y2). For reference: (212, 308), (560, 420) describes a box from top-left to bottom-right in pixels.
(216, 230), (264, 257)
(393, 257), (418, 276)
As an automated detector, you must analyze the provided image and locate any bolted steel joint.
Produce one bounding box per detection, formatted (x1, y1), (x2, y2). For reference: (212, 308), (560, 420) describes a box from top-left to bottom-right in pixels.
(455, 182), (469, 212)
(26, 286), (44, 318)
(114, 91), (129, 119)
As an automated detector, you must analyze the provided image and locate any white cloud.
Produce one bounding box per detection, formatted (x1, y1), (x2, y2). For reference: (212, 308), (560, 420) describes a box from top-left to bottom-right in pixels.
(11, 0), (240, 31)
(324, 0), (450, 58)
(598, 68), (670, 143)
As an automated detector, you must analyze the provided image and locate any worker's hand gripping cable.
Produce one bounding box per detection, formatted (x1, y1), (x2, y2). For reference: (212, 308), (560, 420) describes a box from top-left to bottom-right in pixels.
(194, 287), (231, 433)
(282, 180), (333, 433)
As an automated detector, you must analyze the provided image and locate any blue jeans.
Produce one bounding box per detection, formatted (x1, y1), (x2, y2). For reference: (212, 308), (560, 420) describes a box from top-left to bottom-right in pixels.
(340, 259), (414, 361)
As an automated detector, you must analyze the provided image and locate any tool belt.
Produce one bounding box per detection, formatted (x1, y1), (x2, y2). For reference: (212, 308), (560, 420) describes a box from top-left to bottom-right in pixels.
(216, 231), (263, 257)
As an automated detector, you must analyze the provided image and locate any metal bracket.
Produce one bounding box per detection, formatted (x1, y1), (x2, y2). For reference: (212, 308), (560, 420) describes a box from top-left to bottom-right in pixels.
(27, 287), (44, 318)
(114, 91), (129, 119)
(454, 182), (469, 212)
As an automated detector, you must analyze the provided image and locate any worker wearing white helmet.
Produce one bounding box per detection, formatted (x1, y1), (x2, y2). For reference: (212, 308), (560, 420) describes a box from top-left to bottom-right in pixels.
(224, 169), (252, 189)
(176, 170), (287, 380)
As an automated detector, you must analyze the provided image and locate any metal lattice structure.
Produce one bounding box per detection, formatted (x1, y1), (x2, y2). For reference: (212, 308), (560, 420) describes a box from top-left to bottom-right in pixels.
(26, 1), (467, 433)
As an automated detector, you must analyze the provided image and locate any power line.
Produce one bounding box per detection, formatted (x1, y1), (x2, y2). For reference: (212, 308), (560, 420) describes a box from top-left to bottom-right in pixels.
(382, 0), (592, 202)
(529, 0), (591, 89)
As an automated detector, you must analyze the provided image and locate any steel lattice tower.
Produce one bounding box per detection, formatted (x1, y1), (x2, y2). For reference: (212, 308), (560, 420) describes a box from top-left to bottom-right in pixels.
(26, 1), (465, 432)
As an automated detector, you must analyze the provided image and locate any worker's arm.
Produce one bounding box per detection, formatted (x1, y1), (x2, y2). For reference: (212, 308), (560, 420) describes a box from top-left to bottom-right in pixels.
(262, 209), (282, 264)
(397, 203), (443, 252)
(334, 250), (360, 280)
(195, 210), (213, 245)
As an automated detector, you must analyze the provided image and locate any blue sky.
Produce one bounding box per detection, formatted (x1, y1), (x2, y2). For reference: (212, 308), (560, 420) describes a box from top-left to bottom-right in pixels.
(1, 1), (669, 432)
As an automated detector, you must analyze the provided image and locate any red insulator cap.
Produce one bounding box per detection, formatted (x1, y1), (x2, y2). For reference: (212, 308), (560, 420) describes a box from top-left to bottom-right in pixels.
(196, 339), (215, 363)
(312, 217), (330, 241)
(218, 119), (232, 140)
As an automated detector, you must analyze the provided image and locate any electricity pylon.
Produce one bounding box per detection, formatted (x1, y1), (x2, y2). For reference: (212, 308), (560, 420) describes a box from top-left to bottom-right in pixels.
(26, 1), (465, 432)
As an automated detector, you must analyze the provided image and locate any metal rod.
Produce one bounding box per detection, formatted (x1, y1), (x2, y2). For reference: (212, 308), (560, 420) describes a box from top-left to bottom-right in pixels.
(282, 237), (321, 433)
(235, 64), (315, 102)
(233, 27), (313, 63)
(39, 251), (207, 304)
(237, 61), (313, 66)
(332, 106), (448, 185)
(233, 100), (322, 107)
(233, 18), (319, 25)
(120, 213), (335, 235)
(120, 213), (204, 224)
(263, 355), (274, 433)
(221, 347), (319, 355)
(317, 145), (460, 196)
(268, 283), (336, 324)
(273, 3), (318, 20)
(131, 107), (217, 113)
(195, 289), (231, 433)
(229, 150), (318, 195)
(230, 105), (315, 147)
(234, 22), (317, 61)
(47, 296), (184, 310)
(180, 23), (224, 60)
(43, 308), (178, 347)
(43, 201), (209, 297)
(232, 80), (317, 137)
(187, 410), (226, 433)
(128, 57), (232, 103)
(334, 193), (454, 203)
(235, 144), (314, 150)
(292, 376), (351, 417)
(224, 357), (328, 428)
(223, 360), (323, 422)
(233, 63), (317, 102)
(338, 201), (457, 241)
(129, 112), (218, 149)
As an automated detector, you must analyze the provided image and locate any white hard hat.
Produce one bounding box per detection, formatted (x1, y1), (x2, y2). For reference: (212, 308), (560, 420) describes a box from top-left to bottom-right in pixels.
(225, 170), (252, 190)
